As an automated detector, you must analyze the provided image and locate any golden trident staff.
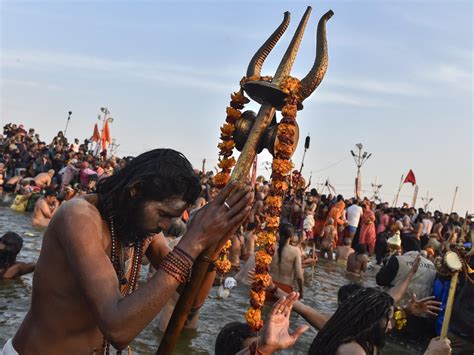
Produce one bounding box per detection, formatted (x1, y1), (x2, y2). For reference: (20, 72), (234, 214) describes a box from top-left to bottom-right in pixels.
(158, 6), (333, 353)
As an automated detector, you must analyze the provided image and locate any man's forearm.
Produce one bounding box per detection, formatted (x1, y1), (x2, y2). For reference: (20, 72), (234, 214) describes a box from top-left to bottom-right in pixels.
(292, 301), (330, 331)
(103, 268), (184, 349)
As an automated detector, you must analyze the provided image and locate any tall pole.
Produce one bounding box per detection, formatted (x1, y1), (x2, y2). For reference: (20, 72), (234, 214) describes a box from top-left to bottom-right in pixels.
(450, 186), (458, 214)
(371, 177), (382, 203)
(64, 111), (72, 137)
(422, 191), (433, 211)
(392, 174), (404, 207)
(411, 184), (419, 208)
(351, 143), (371, 199)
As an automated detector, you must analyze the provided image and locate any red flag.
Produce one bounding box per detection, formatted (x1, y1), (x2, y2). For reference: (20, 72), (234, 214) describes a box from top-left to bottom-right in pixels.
(92, 124), (100, 142)
(403, 169), (417, 185)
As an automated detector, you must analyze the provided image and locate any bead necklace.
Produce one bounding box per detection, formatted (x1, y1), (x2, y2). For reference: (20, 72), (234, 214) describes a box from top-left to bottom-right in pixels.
(101, 216), (144, 355)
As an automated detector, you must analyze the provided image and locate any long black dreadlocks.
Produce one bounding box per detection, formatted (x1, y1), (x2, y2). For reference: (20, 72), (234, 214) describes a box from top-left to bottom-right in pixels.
(96, 149), (200, 245)
(308, 287), (394, 355)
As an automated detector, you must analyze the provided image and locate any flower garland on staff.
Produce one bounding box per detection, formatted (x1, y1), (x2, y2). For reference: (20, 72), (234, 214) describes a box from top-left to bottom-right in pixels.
(214, 88), (250, 275)
(246, 76), (301, 331)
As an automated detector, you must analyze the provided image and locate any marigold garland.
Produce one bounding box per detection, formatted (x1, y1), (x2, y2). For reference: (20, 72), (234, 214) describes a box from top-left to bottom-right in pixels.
(246, 76), (301, 331)
(214, 88), (249, 275)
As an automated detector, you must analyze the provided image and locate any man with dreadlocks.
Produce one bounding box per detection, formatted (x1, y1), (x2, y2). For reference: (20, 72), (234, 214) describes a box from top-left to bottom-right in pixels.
(308, 287), (451, 355)
(6, 149), (253, 354)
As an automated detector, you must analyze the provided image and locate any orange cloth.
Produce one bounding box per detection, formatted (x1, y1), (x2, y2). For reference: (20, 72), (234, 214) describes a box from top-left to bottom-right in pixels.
(274, 280), (293, 293)
(326, 201), (345, 227)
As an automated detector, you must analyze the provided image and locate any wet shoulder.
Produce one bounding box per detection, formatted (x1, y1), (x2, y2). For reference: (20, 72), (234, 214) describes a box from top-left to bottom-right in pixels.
(51, 198), (102, 232)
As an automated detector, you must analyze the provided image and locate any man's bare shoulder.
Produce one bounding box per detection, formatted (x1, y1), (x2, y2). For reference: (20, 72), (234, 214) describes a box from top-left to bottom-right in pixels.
(50, 198), (103, 237)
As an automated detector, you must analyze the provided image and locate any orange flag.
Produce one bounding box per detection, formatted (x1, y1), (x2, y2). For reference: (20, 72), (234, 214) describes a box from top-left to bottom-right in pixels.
(101, 121), (112, 151)
(92, 124), (100, 142)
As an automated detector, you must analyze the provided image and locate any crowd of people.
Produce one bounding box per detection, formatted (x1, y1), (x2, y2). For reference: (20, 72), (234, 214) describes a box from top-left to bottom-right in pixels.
(0, 122), (472, 354)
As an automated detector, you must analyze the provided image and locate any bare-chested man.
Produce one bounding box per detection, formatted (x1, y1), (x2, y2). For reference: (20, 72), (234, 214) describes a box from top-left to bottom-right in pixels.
(8, 149), (252, 354)
(335, 238), (354, 267)
(242, 222), (257, 260)
(229, 228), (244, 271)
(4, 171), (26, 193)
(270, 223), (304, 298)
(31, 190), (60, 229)
(320, 218), (337, 260)
(0, 232), (36, 279)
(346, 244), (369, 276)
(34, 169), (55, 189)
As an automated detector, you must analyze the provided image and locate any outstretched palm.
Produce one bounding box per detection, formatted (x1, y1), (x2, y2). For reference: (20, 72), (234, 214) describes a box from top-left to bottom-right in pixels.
(258, 292), (309, 353)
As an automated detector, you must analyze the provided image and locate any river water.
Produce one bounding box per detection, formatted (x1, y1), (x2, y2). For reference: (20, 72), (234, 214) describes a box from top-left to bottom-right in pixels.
(0, 202), (423, 354)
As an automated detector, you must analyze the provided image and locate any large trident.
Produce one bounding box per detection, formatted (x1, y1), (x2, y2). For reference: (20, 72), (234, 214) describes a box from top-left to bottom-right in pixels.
(158, 6), (333, 354)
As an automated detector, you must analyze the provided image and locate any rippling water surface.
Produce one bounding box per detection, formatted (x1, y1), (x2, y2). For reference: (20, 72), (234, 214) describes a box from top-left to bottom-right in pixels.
(0, 203), (422, 354)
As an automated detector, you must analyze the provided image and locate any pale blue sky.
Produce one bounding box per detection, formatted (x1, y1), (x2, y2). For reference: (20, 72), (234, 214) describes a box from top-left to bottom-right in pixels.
(1, 0), (472, 213)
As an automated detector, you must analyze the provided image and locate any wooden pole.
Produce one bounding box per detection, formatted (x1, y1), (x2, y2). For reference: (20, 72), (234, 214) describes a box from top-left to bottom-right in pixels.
(392, 174), (404, 207)
(450, 186), (458, 214)
(440, 271), (459, 339)
(411, 184), (419, 208)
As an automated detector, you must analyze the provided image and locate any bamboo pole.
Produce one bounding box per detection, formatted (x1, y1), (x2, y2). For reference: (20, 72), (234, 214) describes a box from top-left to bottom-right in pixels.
(440, 272), (459, 339)
(450, 186), (458, 214)
(392, 174), (404, 207)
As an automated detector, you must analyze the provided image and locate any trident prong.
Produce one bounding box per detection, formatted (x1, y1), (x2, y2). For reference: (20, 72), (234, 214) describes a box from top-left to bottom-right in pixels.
(231, 6), (333, 182)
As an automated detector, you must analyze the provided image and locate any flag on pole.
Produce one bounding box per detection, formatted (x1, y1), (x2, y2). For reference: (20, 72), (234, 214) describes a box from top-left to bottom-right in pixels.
(92, 124), (100, 142)
(101, 120), (112, 152)
(403, 169), (416, 185)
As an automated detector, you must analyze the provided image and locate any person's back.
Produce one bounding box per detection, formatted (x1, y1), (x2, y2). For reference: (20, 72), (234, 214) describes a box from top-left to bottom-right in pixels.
(392, 251), (436, 305)
(335, 238), (354, 267)
(270, 223), (303, 297)
(346, 245), (368, 275)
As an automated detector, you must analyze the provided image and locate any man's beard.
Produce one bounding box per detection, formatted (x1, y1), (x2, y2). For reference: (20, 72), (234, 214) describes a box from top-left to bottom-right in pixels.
(117, 201), (162, 245)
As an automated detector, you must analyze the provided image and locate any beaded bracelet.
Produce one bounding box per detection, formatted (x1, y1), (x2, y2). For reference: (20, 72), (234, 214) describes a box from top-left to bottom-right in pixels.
(160, 250), (192, 284)
(174, 246), (195, 263)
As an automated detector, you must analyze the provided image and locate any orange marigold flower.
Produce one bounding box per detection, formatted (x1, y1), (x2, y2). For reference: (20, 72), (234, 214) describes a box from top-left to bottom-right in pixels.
(218, 140), (235, 154)
(266, 195), (282, 209)
(280, 76), (301, 95)
(272, 159), (293, 176)
(220, 239), (232, 253)
(281, 103), (297, 119)
(255, 250), (273, 267)
(231, 91), (250, 106)
(277, 123), (297, 137)
(218, 157), (236, 171)
(220, 123), (235, 136)
(214, 259), (231, 275)
(266, 215), (280, 229)
(260, 75), (273, 82)
(275, 142), (294, 157)
(250, 289), (266, 308)
(226, 107), (241, 124)
(214, 172), (231, 188)
(273, 180), (289, 193)
(255, 273), (271, 288)
(246, 307), (263, 331)
(256, 231), (276, 247)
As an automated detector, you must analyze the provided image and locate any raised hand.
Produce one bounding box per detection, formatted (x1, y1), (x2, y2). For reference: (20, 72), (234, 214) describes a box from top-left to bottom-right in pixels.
(256, 292), (309, 354)
(180, 181), (253, 257)
(405, 295), (442, 317)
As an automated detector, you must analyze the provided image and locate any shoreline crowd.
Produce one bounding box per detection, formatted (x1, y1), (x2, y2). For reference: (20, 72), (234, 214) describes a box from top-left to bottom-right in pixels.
(0, 122), (472, 354)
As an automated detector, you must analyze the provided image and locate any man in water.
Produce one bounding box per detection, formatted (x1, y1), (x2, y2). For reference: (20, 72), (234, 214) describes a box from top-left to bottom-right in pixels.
(335, 237), (354, 267)
(346, 244), (368, 276)
(33, 169), (55, 189)
(0, 232), (36, 279)
(269, 223), (304, 298)
(308, 288), (450, 355)
(8, 149), (252, 354)
(31, 190), (60, 229)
